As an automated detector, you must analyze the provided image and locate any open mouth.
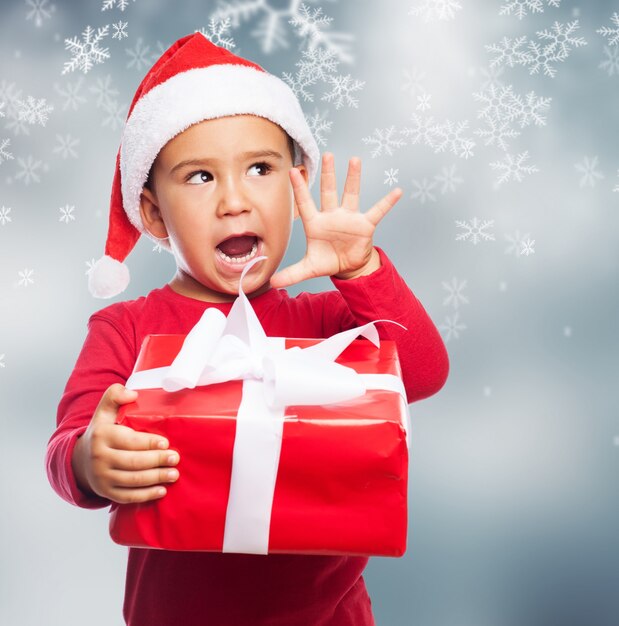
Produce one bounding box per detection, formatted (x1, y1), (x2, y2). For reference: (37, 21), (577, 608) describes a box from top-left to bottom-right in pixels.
(215, 233), (261, 266)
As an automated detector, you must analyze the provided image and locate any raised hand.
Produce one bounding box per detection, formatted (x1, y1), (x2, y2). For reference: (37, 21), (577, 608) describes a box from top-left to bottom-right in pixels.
(269, 152), (403, 288)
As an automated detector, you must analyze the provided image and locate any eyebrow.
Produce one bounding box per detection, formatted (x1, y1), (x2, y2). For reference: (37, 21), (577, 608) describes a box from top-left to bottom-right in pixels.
(169, 150), (285, 175)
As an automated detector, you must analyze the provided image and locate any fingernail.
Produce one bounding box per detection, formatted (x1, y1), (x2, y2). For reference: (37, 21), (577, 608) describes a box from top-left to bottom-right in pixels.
(158, 439), (168, 449)
(167, 454), (178, 464)
(157, 487), (166, 497)
(167, 469), (178, 481)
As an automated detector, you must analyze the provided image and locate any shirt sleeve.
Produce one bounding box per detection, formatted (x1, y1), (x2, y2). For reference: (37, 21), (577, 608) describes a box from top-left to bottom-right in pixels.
(45, 309), (137, 509)
(326, 246), (449, 404)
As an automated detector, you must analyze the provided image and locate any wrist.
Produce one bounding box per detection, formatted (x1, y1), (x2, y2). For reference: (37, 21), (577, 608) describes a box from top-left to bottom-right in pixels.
(333, 247), (381, 280)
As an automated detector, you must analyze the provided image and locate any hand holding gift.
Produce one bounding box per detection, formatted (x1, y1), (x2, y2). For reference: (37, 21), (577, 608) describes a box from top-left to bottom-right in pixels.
(269, 152), (403, 288)
(72, 383), (180, 503)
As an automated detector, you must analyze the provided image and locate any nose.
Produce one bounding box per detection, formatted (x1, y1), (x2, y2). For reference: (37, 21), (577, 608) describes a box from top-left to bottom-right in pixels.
(215, 174), (252, 217)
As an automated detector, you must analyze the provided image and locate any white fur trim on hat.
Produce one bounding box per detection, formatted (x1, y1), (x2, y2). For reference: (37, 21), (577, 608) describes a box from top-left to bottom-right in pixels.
(88, 254), (131, 299)
(120, 64), (320, 235)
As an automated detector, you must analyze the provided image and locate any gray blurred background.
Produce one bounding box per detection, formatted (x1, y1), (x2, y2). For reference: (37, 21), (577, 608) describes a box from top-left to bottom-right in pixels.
(1, 0), (618, 624)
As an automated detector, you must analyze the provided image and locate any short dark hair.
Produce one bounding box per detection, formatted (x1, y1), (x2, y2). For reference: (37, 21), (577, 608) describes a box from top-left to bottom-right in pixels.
(143, 131), (297, 192)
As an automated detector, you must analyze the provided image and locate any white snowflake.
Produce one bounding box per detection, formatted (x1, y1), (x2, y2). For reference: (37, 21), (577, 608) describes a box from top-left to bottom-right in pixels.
(112, 20), (129, 41)
(442, 277), (469, 309)
(101, 0), (134, 11)
(362, 127), (406, 158)
(101, 100), (128, 131)
(63, 25), (110, 75)
(305, 109), (332, 147)
(474, 117), (520, 152)
(400, 113), (438, 147)
(438, 311), (467, 342)
(486, 35), (530, 69)
(504, 230), (531, 257)
(599, 46), (619, 77)
(490, 151), (539, 187)
(0, 354), (4, 368)
(401, 67), (426, 97)
(597, 13), (619, 47)
(196, 19), (235, 50)
(126, 38), (153, 71)
(54, 78), (88, 111)
(14, 155), (43, 185)
(59, 204), (76, 223)
(17, 96), (53, 126)
(152, 240), (167, 253)
(473, 85), (551, 129)
(411, 178), (438, 204)
(89, 74), (119, 109)
(282, 48), (339, 103)
(479, 64), (506, 91)
(321, 74), (365, 109)
(431, 119), (476, 159)
(574, 156), (604, 188)
(52, 134), (80, 159)
(409, 0), (463, 22)
(0, 138), (14, 165)
(499, 0), (561, 20)
(0, 206), (12, 225)
(455, 217), (495, 245)
(0, 101), (4, 118)
(384, 168), (399, 186)
(288, 5), (333, 51)
(520, 237), (535, 256)
(416, 92), (432, 111)
(17, 268), (35, 287)
(85, 258), (97, 275)
(613, 170), (619, 193)
(434, 164), (463, 194)
(26, 0), (54, 28)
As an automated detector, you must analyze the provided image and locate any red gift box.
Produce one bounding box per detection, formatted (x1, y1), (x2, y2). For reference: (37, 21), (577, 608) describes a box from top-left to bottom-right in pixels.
(109, 332), (409, 557)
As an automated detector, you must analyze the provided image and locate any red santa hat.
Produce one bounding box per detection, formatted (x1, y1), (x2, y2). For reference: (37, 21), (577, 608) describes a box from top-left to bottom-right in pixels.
(88, 32), (320, 299)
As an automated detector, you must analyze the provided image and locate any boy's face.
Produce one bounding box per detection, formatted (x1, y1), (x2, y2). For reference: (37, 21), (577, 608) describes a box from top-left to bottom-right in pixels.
(139, 114), (308, 303)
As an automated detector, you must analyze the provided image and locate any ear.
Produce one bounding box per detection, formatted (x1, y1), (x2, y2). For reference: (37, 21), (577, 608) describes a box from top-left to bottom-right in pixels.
(292, 164), (309, 220)
(139, 185), (169, 239)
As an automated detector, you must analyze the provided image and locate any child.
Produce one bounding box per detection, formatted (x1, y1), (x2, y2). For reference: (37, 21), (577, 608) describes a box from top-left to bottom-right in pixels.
(46, 33), (449, 626)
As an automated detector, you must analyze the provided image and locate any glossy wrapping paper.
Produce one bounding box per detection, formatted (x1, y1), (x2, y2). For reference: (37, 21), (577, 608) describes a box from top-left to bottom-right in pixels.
(109, 334), (409, 557)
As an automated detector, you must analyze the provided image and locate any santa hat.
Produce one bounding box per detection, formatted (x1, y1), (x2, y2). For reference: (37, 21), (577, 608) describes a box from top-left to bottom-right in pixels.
(88, 32), (320, 299)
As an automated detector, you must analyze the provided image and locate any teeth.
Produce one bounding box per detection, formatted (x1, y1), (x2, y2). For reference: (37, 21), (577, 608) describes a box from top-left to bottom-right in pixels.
(216, 241), (258, 264)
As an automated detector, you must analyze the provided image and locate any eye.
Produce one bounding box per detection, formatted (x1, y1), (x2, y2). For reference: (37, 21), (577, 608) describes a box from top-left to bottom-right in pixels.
(186, 170), (212, 185)
(248, 162), (272, 176)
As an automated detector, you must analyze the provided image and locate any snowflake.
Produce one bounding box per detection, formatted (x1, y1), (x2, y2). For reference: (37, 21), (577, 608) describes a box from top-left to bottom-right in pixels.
(401, 67), (426, 97)
(400, 113), (438, 147)
(321, 74), (365, 109)
(574, 156), (604, 188)
(599, 46), (619, 77)
(0, 354), (4, 368)
(614, 170), (619, 193)
(59, 204), (76, 223)
(112, 20), (129, 41)
(384, 168), (399, 186)
(473, 85), (551, 129)
(438, 311), (466, 342)
(431, 119), (476, 159)
(442, 277), (469, 309)
(479, 64), (505, 91)
(54, 78), (88, 111)
(434, 164), (463, 194)
(17, 268), (35, 287)
(520, 237), (535, 256)
(416, 92), (432, 111)
(499, 0), (561, 20)
(455, 217), (495, 245)
(53, 134), (80, 159)
(474, 117), (520, 152)
(101, 100), (128, 131)
(85, 258), (97, 275)
(288, 5), (332, 51)
(0, 206), (12, 225)
(101, 0), (135, 11)
(411, 178), (438, 204)
(490, 151), (538, 187)
(126, 38), (153, 71)
(597, 13), (619, 47)
(504, 230), (531, 256)
(0, 101), (4, 118)
(409, 0), (463, 22)
(17, 96), (53, 126)
(305, 109), (332, 147)
(89, 74), (119, 109)
(486, 36), (530, 69)
(14, 155), (43, 185)
(196, 19), (235, 50)
(211, 0), (354, 62)
(26, 0), (54, 28)
(62, 25), (110, 75)
(152, 240), (167, 253)
(0, 138), (14, 165)
(282, 48), (339, 103)
(361, 127), (406, 158)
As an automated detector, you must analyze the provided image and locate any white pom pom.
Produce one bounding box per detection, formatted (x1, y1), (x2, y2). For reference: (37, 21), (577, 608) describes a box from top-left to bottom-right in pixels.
(88, 255), (130, 299)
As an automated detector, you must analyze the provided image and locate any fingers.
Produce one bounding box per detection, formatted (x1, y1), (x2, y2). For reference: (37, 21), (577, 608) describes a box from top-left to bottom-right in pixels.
(94, 383), (138, 424)
(106, 423), (170, 452)
(365, 187), (403, 226)
(110, 484), (169, 504)
(289, 166), (316, 222)
(320, 152), (339, 211)
(270, 259), (314, 290)
(110, 448), (180, 471)
(108, 466), (179, 490)
(340, 157), (361, 211)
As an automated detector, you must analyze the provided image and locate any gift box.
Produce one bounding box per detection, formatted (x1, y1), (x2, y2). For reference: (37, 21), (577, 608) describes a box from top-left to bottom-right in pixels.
(109, 260), (410, 557)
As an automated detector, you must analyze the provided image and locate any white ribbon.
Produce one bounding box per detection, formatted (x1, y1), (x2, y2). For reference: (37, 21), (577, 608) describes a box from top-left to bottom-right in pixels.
(126, 256), (410, 554)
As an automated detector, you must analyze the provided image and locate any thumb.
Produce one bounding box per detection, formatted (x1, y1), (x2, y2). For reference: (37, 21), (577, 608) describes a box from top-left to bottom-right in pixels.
(94, 383), (138, 423)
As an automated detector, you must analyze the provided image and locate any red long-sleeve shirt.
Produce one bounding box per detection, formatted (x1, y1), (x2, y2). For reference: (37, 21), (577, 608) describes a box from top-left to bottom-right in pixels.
(46, 247), (449, 626)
